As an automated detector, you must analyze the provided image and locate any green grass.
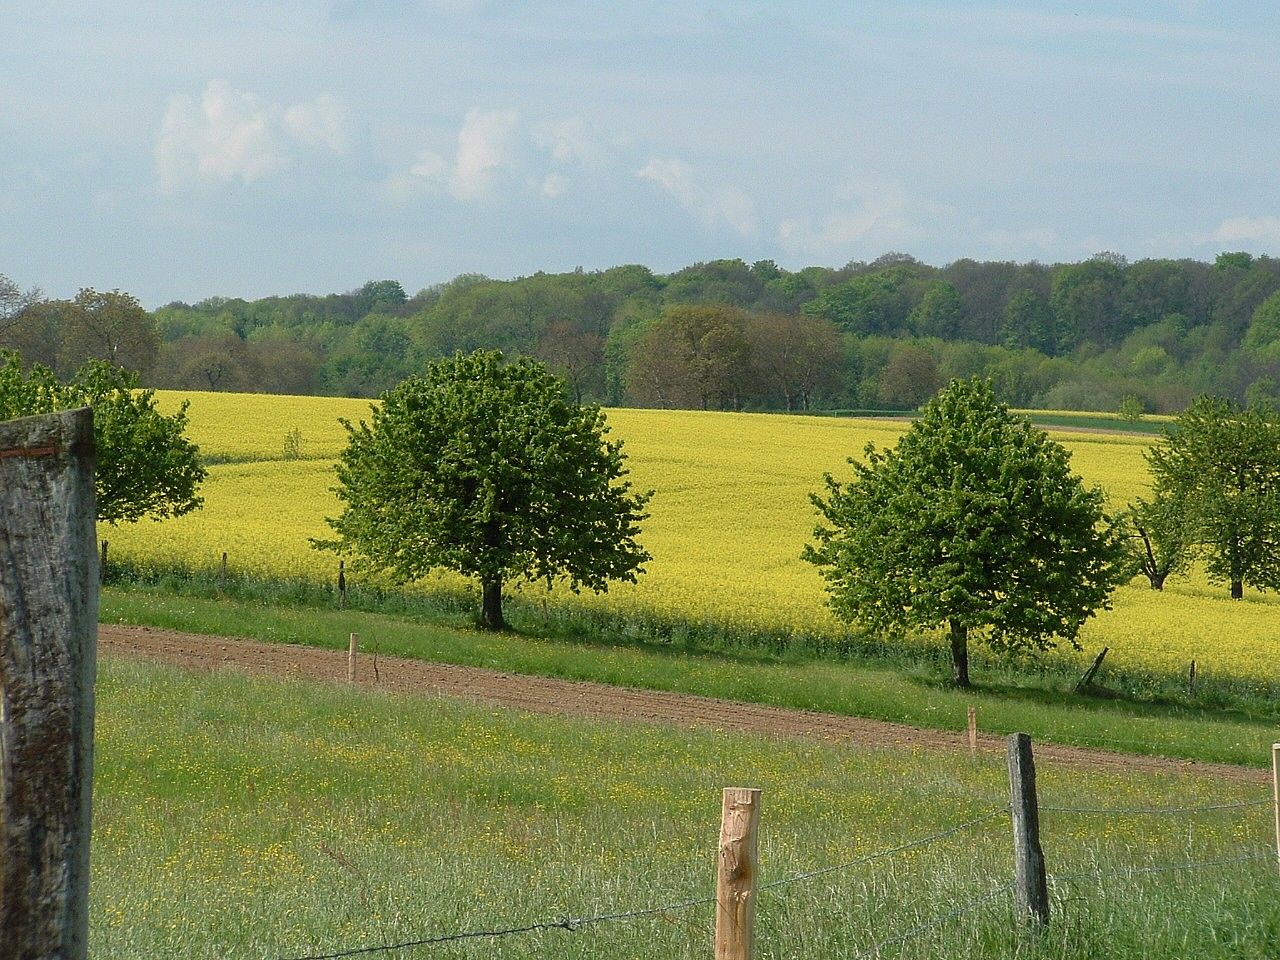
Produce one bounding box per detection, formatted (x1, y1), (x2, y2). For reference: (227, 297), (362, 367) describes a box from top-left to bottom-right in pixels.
(93, 657), (1280, 959)
(102, 585), (1280, 769)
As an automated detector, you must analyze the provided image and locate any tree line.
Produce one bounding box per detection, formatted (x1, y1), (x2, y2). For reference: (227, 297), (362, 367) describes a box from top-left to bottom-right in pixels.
(6, 250), (1280, 412)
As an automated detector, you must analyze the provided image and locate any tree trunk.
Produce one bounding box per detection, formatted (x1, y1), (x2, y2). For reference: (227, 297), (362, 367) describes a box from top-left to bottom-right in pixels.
(1231, 579), (1243, 600)
(949, 620), (971, 688)
(1150, 573), (1166, 591)
(480, 576), (505, 630)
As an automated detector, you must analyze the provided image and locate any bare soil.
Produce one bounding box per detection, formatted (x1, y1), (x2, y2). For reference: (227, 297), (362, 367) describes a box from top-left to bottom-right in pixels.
(100, 624), (1265, 784)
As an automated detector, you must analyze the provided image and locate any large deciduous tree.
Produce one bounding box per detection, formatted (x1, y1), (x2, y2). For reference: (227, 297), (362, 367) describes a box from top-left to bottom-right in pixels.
(58, 288), (161, 375)
(805, 377), (1125, 687)
(1147, 395), (1280, 599)
(317, 350), (652, 630)
(0, 352), (206, 523)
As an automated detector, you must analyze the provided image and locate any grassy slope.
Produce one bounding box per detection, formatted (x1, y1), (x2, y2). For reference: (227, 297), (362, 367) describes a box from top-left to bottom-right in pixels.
(103, 587), (1280, 769)
(93, 657), (1279, 960)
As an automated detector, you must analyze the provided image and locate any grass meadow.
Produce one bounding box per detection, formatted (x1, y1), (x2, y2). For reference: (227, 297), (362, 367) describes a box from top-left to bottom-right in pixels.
(102, 391), (1280, 695)
(92, 657), (1280, 960)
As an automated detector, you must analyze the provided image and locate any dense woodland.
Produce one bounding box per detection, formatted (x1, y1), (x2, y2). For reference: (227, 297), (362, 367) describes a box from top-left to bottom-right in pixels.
(6, 250), (1280, 413)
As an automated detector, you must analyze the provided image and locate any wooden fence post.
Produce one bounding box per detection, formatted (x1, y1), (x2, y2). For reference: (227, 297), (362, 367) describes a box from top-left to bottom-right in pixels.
(715, 787), (761, 960)
(99, 539), (108, 584)
(1272, 743), (1280, 876)
(348, 632), (359, 684)
(218, 551), (228, 594)
(1007, 733), (1049, 928)
(338, 559), (347, 610)
(0, 408), (98, 960)
(967, 705), (978, 759)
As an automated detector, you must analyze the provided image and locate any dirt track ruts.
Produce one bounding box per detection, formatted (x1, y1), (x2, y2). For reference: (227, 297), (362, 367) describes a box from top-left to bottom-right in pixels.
(100, 624), (1266, 784)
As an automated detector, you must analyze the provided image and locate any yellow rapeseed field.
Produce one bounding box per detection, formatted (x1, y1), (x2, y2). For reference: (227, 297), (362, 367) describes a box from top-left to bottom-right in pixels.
(105, 390), (1280, 683)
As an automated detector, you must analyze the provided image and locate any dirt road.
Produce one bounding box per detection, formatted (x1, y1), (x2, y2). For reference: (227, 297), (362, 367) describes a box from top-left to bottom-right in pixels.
(100, 624), (1266, 784)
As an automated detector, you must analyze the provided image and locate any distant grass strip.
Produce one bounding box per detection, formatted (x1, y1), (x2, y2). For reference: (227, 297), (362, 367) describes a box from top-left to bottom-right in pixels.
(103, 586), (1280, 769)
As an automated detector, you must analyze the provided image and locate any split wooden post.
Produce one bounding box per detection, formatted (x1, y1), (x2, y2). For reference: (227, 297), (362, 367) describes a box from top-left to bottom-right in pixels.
(1007, 733), (1049, 929)
(218, 551), (228, 594)
(967, 705), (978, 759)
(337, 560), (347, 610)
(1272, 743), (1280, 876)
(0, 408), (98, 960)
(715, 787), (761, 960)
(1188, 660), (1197, 697)
(348, 632), (359, 684)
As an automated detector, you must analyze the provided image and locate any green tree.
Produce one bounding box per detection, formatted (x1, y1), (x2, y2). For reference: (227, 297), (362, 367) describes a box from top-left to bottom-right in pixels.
(908, 282), (965, 339)
(0, 352), (206, 523)
(1147, 396), (1280, 599)
(58, 288), (160, 375)
(1125, 495), (1192, 591)
(804, 378), (1124, 687)
(317, 350), (652, 630)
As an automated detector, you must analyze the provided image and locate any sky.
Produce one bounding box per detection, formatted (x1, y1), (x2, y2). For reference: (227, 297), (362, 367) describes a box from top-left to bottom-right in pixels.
(2, 1), (1279, 306)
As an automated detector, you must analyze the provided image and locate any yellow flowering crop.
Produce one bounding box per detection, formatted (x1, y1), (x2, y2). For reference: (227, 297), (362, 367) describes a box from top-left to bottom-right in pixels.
(106, 390), (1280, 684)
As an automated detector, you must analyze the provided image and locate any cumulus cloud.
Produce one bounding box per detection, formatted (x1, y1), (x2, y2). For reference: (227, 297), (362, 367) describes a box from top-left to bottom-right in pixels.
(156, 81), (351, 192)
(410, 108), (520, 200)
(777, 182), (949, 257)
(1210, 215), (1280, 248)
(534, 117), (604, 166)
(637, 158), (759, 237)
(283, 94), (352, 153)
(541, 172), (569, 198)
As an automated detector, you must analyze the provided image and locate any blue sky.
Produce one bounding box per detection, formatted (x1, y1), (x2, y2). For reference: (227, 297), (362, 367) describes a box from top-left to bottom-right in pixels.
(2, 1), (1278, 306)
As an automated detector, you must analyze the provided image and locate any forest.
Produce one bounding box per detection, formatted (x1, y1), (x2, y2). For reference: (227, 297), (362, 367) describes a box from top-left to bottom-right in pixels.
(6, 250), (1280, 413)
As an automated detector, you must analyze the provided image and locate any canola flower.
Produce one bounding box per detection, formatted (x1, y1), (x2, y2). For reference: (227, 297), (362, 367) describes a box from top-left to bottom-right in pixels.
(108, 390), (1280, 684)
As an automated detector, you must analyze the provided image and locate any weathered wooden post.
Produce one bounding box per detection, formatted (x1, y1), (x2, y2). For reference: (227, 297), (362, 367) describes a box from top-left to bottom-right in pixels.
(0, 408), (98, 960)
(337, 559), (347, 610)
(967, 705), (978, 759)
(98, 540), (108, 584)
(348, 632), (358, 684)
(1272, 743), (1280, 876)
(218, 551), (228, 594)
(714, 787), (761, 960)
(1007, 733), (1049, 928)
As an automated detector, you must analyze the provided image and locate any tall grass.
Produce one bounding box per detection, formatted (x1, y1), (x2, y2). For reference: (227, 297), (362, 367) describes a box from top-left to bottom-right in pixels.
(92, 658), (1280, 959)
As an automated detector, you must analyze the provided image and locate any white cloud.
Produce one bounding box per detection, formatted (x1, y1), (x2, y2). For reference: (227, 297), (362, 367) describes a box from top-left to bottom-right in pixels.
(637, 158), (759, 237)
(777, 182), (950, 258)
(1210, 216), (1280, 249)
(157, 81), (283, 192)
(541, 172), (569, 198)
(156, 81), (351, 192)
(534, 117), (604, 166)
(409, 108), (520, 200)
(283, 94), (351, 153)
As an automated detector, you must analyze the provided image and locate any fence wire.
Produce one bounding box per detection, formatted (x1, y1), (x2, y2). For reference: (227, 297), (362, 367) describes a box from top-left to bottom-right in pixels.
(1047, 848), (1276, 886)
(1040, 797), (1270, 816)
(854, 884), (1014, 958)
(760, 807), (1009, 894)
(274, 889), (717, 960)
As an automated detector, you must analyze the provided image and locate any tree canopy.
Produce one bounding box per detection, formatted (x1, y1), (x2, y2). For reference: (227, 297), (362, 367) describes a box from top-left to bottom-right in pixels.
(804, 377), (1125, 686)
(317, 350), (652, 629)
(1146, 395), (1280, 599)
(0, 352), (205, 524)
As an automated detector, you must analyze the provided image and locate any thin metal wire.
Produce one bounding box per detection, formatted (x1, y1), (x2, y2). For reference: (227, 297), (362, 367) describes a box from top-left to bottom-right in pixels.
(760, 807), (1009, 893)
(274, 890), (717, 960)
(1047, 849), (1275, 885)
(855, 884), (1013, 958)
(1040, 797), (1271, 816)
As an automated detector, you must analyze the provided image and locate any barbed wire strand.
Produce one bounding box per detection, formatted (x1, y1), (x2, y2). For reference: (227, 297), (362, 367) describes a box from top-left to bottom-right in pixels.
(1040, 797), (1271, 816)
(274, 890), (717, 960)
(760, 807), (1009, 893)
(1048, 849), (1275, 886)
(855, 884), (1014, 959)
